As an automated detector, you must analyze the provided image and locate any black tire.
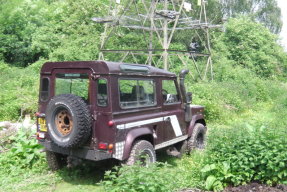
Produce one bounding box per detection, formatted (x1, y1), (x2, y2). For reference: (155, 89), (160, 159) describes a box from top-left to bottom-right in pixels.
(46, 94), (92, 148)
(46, 151), (67, 171)
(124, 140), (156, 166)
(187, 123), (207, 153)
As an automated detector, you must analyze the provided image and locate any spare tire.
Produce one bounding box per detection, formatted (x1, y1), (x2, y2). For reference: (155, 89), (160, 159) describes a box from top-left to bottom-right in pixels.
(46, 94), (92, 148)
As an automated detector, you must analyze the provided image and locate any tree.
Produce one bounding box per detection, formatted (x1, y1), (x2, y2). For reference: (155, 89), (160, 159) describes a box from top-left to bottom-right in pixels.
(217, 0), (282, 33)
(213, 17), (287, 78)
(0, 0), (49, 67)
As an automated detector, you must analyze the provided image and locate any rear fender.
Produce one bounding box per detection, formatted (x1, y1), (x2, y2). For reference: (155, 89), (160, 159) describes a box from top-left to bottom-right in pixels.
(187, 114), (206, 137)
(122, 127), (153, 160)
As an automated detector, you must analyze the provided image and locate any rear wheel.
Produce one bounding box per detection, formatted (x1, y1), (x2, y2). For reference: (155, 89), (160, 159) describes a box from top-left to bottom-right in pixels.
(187, 123), (206, 153)
(124, 140), (156, 166)
(46, 151), (67, 171)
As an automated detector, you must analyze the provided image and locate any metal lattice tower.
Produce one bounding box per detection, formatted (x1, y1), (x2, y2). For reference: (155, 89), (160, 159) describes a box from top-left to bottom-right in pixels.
(93, 0), (221, 80)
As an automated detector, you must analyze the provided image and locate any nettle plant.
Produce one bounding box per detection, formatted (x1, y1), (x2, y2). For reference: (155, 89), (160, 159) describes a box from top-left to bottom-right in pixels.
(102, 163), (179, 192)
(0, 129), (43, 172)
(201, 124), (287, 191)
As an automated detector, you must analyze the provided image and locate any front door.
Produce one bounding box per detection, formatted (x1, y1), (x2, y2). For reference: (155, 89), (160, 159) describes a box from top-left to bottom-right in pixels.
(161, 79), (186, 141)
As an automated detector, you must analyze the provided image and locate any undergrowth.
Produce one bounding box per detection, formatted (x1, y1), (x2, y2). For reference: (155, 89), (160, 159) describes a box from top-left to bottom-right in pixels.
(202, 125), (287, 191)
(102, 153), (205, 192)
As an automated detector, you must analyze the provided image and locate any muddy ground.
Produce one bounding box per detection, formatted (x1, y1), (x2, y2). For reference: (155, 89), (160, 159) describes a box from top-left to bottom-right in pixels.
(180, 183), (287, 192)
(223, 183), (287, 192)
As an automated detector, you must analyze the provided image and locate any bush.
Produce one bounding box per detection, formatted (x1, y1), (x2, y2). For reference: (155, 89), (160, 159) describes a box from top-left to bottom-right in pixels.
(218, 17), (287, 78)
(201, 125), (287, 191)
(0, 63), (40, 121)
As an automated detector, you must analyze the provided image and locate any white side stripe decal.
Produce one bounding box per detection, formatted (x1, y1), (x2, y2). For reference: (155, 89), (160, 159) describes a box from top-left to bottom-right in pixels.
(164, 115), (182, 136)
(117, 115), (182, 136)
(117, 117), (163, 129)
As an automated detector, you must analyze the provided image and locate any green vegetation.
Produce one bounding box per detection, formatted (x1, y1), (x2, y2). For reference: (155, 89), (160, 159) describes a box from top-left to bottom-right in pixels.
(0, 0), (287, 191)
(213, 0), (283, 33)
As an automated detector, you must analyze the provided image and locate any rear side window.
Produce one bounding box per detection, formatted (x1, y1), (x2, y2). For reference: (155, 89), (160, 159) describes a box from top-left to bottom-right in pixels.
(97, 79), (108, 107)
(55, 73), (89, 100)
(40, 78), (49, 102)
(119, 79), (156, 108)
(162, 80), (180, 104)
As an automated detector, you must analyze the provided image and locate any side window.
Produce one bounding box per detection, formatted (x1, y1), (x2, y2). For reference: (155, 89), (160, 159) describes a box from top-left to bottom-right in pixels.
(97, 79), (108, 107)
(162, 80), (180, 104)
(40, 78), (49, 102)
(119, 79), (156, 108)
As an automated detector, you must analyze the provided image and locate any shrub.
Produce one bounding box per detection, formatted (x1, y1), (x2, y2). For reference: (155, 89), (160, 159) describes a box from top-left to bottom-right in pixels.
(220, 17), (287, 78)
(201, 124), (287, 191)
(0, 63), (39, 121)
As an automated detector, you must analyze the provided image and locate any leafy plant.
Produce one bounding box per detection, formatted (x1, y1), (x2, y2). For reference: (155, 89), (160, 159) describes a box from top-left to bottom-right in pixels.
(202, 124), (287, 190)
(201, 162), (234, 191)
(102, 163), (180, 192)
(0, 128), (44, 172)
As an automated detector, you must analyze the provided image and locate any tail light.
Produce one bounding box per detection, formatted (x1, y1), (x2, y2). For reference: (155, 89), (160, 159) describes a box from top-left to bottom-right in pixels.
(98, 142), (108, 150)
(98, 143), (114, 152)
(108, 144), (113, 150)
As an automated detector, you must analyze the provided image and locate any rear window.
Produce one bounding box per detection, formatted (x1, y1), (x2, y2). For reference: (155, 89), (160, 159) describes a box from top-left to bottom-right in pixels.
(119, 79), (156, 108)
(55, 73), (89, 100)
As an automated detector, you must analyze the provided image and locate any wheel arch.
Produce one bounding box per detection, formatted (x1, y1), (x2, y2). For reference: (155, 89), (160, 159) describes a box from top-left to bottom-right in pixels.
(122, 127), (154, 160)
(187, 114), (206, 137)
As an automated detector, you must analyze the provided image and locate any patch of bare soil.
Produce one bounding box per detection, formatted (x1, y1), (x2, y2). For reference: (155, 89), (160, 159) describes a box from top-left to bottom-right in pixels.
(179, 183), (287, 192)
(223, 183), (287, 192)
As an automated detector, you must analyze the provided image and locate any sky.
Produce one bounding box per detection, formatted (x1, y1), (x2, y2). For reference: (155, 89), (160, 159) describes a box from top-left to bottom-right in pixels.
(277, 0), (287, 51)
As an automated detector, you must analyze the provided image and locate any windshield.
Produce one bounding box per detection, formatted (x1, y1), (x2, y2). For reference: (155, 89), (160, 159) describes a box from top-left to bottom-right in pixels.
(55, 73), (89, 100)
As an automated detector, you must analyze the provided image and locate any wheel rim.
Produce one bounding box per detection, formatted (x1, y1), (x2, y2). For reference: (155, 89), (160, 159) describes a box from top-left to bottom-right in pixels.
(138, 149), (153, 166)
(55, 109), (73, 136)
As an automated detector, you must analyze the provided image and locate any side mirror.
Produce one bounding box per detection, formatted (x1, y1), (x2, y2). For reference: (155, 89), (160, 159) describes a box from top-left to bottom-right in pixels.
(187, 92), (192, 104)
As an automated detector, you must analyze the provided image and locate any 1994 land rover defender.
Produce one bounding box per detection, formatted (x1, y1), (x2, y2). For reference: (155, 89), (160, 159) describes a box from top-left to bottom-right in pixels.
(36, 61), (206, 170)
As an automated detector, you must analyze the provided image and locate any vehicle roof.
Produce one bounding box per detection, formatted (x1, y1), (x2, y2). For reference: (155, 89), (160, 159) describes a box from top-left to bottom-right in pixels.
(41, 60), (176, 77)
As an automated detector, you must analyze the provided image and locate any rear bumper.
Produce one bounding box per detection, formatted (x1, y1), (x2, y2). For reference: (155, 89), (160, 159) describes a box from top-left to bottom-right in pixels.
(40, 141), (112, 161)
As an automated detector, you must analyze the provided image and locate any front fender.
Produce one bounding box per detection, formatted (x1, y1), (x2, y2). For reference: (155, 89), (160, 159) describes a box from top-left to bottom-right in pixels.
(122, 127), (153, 160)
(187, 114), (206, 137)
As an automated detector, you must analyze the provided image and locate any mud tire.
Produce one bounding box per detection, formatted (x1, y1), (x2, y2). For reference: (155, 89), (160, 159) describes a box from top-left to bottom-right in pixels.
(187, 123), (206, 153)
(124, 140), (156, 166)
(46, 94), (92, 148)
(46, 151), (67, 171)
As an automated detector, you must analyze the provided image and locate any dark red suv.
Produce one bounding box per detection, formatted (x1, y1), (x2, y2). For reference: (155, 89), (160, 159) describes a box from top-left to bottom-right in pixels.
(36, 61), (206, 169)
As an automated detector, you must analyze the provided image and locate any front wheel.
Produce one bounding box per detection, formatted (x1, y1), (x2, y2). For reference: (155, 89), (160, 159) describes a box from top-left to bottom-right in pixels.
(124, 140), (156, 166)
(187, 123), (207, 153)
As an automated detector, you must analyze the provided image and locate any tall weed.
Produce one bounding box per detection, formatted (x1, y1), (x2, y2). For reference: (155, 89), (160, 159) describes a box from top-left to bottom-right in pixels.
(202, 125), (287, 191)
